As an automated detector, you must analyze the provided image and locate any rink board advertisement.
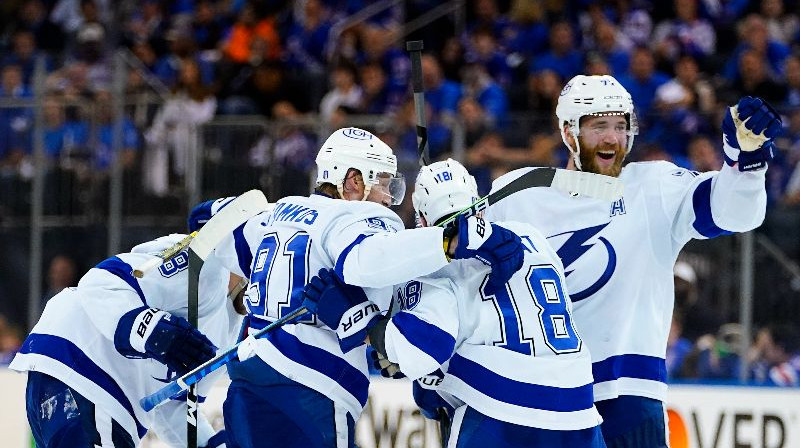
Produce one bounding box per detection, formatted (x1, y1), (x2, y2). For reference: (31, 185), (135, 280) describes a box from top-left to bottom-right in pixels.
(1, 370), (799, 448)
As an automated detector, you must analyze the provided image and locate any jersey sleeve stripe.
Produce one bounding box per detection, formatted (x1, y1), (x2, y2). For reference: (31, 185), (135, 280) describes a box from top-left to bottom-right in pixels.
(233, 223), (253, 278)
(447, 353), (595, 412)
(691, 178), (735, 238)
(19, 333), (148, 437)
(264, 327), (370, 407)
(333, 234), (371, 282)
(591, 354), (667, 384)
(392, 313), (455, 365)
(95, 257), (146, 303)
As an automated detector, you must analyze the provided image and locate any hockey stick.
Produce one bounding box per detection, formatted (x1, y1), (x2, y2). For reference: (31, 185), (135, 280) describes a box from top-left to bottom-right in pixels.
(140, 305), (309, 411)
(132, 190), (270, 278)
(439, 167), (623, 227)
(406, 40), (429, 166)
(140, 170), (623, 411)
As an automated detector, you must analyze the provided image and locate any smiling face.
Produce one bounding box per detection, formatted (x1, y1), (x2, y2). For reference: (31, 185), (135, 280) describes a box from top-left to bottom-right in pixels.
(571, 114), (629, 177)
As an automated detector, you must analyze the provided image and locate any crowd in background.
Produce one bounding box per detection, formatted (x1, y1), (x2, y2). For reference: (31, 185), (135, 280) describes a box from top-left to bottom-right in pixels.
(0, 0), (799, 385)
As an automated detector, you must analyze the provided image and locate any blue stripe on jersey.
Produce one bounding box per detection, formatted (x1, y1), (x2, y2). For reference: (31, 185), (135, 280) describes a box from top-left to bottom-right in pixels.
(265, 327), (370, 407)
(19, 333), (148, 438)
(392, 313), (455, 365)
(233, 223), (253, 278)
(96, 257), (146, 303)
(447, 354), (595, 412)
(692, 178), (734, 238)
(334, 234), (371, 282)
(591, 354), (667, 384)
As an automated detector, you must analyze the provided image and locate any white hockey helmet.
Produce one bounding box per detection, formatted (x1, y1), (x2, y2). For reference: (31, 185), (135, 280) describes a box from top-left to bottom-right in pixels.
(555, 75), (638, 170)
(315, 127), (405, 204)
(412, 158), (479, 225)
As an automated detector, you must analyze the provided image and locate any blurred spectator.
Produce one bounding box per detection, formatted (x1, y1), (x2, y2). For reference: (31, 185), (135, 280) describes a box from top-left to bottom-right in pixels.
(584, 53), (612, 76)
(504, 0), (549, 60)
(192, 0), (226, 54)
(466, 0), (512, 45)
(222, 3), (281, 66)
(652, 0), (717, 63)
(674, 259), (722, 340)
(0, 64), (34, 162)
(695, 323), (743, 380)
(667, 310), (693, 378)
(590, 20), (632, 76)
(67, 22), (111, 90)
(283, 0), (332, 75)
(784, 56), (800, 107)
(466, 26), (512, 88)
(42, 254), (77, 305)
(462, 63), (508, 127)
(122, 0), (167, 54)
(91, 89), (139, 171)
(725, 49), (787, 103)
(760, 0), (798, 45)
(145, 59), (216, 196)
(2, 30), (53, 85)
(723, 14), (790, 81)
(618, 47), (670, 126)
(439, 37), (466, 82)
(356, 25), (410, 103)
(686, 135), (722, 172)
(530, 21), (583, 82)
(358, 62), (392, 115)
(319, 61), (362, 123)
(249, 101), (317, 197)
(42, 95), (89, 162)
(50, 0), (112, 36)
(282, 0), (332, 109)
(154, 27), (214, 89)
(421, 54), (462, 122)
(749, 324), (800, 386)
(651, 55), (715, 156)
(617, 0), (654, 47)
(522, 68), (561, 116)
(13, 0), (65, 54)
(459, 97), (492, 148)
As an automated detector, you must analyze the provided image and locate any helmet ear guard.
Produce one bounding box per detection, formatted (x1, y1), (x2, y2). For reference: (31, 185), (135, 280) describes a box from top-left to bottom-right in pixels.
(556, 75), (638, 170)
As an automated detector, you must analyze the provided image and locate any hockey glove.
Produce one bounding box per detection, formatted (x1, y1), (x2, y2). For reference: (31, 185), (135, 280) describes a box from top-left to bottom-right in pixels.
(722, 96), (781, 172)
(187, 197), (236, 232)
(201, 430), (228, 448)
(115, 307), (216, 375)
(370, 348), (405, 379)
(451, 215), (524, 287)
(413, 376), (453, 421)
(302, 268), (382, 352)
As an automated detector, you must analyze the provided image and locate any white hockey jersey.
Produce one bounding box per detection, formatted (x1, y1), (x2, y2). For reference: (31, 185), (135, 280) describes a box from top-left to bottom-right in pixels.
(384, 221), (602, 431)
(213, 193), (450, 419)
(10, 234), (243, 447)
(485, 162), (767, 402)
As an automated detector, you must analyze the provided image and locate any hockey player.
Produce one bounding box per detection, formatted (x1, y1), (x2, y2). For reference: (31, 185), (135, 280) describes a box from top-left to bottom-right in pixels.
(485, 75), (781, 447)
(10, 232), (243, 448)
(211, 127), (524, 448)
(302, 159), (605, 447)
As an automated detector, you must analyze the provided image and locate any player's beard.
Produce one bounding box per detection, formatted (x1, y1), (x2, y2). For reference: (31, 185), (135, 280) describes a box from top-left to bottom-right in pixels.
(577, 138), (626, 178)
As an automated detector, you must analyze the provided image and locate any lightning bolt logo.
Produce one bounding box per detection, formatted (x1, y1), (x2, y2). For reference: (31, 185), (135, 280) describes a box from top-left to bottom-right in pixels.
(549, 222), (617, 302)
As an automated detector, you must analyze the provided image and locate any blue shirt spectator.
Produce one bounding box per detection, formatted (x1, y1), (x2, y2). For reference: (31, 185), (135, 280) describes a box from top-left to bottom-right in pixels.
(723, 15), (790, 82)
(530, 22), (583, 81)
(283, 0), (333, 74)
(617, 47), (670, 123)
(421, 55), (462, 119)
